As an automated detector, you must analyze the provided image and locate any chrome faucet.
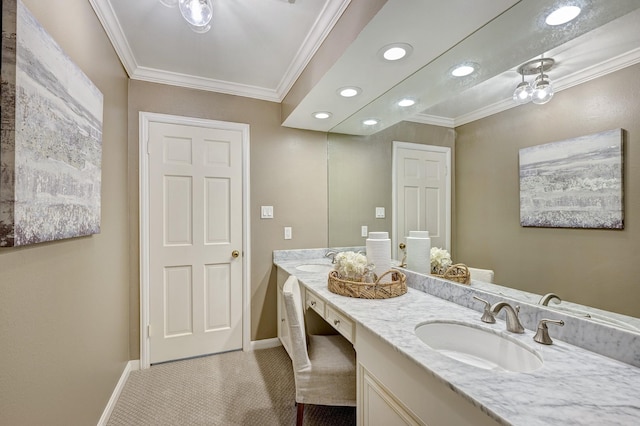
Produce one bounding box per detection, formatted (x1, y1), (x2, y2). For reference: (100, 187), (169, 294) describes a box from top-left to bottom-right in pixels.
(539, 292), (562, 306)
(324, 250), (338, 264)
(490, 302), (525, 333)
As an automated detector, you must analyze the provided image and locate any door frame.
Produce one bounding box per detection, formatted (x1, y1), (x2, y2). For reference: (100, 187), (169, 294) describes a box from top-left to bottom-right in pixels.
(139, 112), (251, 369)
(391, 141), (451, 259)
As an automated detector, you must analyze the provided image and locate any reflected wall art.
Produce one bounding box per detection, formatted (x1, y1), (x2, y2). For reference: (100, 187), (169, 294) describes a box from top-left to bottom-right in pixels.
(519, 129), (623, 229)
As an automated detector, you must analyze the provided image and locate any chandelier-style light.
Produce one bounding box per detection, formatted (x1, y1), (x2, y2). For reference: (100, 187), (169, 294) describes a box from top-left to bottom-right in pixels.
(512, 58), (555, 105)
(160, 0), (213, 34)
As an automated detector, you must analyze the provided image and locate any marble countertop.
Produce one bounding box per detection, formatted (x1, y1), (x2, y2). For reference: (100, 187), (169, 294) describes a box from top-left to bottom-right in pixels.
(274, 252), (640, 426)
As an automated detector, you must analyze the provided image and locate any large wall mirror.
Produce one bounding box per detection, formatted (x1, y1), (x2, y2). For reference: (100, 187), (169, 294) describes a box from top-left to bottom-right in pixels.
(327, 1), (640, 331)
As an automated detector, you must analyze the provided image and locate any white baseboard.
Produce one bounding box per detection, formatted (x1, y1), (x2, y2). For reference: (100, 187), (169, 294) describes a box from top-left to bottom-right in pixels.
(249, 337), (282, 351)
(97, 360), (139, 426)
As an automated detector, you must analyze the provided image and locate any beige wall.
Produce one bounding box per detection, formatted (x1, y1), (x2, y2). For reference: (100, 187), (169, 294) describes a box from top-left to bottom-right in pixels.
(0, 1), (130, 425)
(455, 63), (640, 318)
(328, 121), (456, 247)
(127, 81), (328, 354)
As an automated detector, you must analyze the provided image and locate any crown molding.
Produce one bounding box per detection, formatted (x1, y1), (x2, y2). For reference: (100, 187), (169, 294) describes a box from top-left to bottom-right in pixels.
(132, 67), (281, 102)
(405, 114), (455, 128)
(88, 0), (138, 76)
(552, 46), (640, 93)
(275, 0), (351, 100)
(422, 47), (640, 128)
(90, 0), (349, 102)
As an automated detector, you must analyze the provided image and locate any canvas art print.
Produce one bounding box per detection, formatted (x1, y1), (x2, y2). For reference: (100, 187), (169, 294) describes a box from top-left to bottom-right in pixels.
(1, 0), (103, 247)
(519, 129), (623, 229)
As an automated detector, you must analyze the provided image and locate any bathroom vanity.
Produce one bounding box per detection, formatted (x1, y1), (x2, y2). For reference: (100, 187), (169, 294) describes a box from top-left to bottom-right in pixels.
(274, 249), (640, 426)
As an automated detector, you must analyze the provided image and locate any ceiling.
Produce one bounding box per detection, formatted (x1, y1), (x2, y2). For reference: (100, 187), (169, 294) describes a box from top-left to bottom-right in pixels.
(90, 0), (640, 135)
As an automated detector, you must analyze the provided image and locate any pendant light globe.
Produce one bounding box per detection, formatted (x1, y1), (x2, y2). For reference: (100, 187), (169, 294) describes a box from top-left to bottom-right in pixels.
(179, 0), (213, 28)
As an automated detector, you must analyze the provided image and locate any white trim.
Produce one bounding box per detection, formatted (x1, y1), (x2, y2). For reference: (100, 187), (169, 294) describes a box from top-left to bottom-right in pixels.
(90, 0), (350, 102)
(132, 67), (281, 103)
(139, 112), (251, 369)
(275, 0), (351, 99)
(88, 0), (137, 77)
(392, 142), (452, 259)
(405, 113), (455, 129)
(416, 47), (640, 128)
(250, 338), (282, 351)
(97, 360), (139, 426)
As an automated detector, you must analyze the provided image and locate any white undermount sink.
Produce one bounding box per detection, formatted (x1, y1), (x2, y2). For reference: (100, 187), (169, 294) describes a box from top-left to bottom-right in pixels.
(415, 321), (543, 373)
(295, 264), (334, 273)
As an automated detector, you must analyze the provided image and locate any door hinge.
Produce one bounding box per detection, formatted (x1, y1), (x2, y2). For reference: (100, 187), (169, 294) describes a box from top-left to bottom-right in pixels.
(147, 324), (151, 337)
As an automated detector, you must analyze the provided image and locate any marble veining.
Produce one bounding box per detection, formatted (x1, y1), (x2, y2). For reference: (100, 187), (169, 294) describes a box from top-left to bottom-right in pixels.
(401, 267), (640, 368)
(274, 249), (640, 426)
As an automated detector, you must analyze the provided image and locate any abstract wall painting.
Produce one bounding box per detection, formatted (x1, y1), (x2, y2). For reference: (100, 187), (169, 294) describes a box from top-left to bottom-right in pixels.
(1, 0), (103, 247)
(519, 129), (623, 229)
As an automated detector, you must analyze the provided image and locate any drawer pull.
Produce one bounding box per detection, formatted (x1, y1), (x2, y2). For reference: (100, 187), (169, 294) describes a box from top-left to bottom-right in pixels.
(281, 318), (285, 322)
(310, 301), (316, 307)
(334, 319), (340, 326)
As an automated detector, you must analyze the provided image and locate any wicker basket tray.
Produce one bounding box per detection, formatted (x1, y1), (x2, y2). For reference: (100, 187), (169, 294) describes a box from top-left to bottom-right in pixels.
(328, 270), (407, 299)
(432, 263), (470, 285)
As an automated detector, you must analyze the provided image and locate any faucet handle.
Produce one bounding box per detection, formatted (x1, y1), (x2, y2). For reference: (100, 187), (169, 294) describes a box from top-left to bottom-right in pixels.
(473, 296), (496, 324)
(533, 319), (565, 345)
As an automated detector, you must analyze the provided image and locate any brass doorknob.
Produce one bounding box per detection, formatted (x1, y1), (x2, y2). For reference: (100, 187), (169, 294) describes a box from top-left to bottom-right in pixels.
(232, 250), (240, 258)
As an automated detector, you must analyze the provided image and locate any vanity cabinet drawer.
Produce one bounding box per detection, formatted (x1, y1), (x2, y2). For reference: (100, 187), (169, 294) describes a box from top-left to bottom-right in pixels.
(305, 290), (325, 317)
(326, 305), (354, 343)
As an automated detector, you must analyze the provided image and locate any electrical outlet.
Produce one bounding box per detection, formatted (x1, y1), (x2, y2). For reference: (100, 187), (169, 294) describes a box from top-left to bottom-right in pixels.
(361, 225), (368, 237)
(284, 227), (292, 240)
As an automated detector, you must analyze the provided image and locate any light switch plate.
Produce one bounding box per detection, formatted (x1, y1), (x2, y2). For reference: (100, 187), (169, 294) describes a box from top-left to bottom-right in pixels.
(361, 225), (368, 237)
(261, 205), (274, 219)
(375, 207), (385, 218)
(284, 227), (292, 240)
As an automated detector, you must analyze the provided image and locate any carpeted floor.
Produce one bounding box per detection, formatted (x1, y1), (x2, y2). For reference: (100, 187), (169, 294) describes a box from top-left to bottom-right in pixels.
(107, 346), (356, 425)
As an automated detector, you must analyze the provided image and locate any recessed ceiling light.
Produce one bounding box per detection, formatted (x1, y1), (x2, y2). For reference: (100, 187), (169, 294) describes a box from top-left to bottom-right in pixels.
(338, 87), (361, 98)
(397, 98), (416, 107)
(379, 43), (413, 61)
(451, 64), (476, 77)
(363, 118), (379, 126)
(545, 6), (581, 26)
(312, 111), (332, 120)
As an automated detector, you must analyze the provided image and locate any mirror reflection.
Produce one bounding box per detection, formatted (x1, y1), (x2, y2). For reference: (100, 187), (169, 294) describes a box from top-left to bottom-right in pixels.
(327, 1), (640, 328)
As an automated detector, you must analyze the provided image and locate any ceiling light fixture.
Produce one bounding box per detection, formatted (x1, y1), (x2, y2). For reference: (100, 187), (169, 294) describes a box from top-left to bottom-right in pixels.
(545, 5), (581, 26)
(379, 43), (413, 61)
(338, 87), (361, 98)
(512, 57), (555, 105)
(363, 118), (379, 126)
(159, 0), (213, 34)
(451, 63), (476, 77)
(397, 98), (416, 107)
(312, 111), (332, 120)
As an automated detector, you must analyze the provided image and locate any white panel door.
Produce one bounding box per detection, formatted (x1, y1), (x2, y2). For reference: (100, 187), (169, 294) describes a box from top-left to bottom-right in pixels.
(148, 122), (243, 364)
(395, 144), (450, 256)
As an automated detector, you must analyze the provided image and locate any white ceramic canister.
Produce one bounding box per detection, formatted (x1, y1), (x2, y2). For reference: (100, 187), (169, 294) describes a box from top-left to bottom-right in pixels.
(366, 231), (392, 283)
(406, 230), (431, 274)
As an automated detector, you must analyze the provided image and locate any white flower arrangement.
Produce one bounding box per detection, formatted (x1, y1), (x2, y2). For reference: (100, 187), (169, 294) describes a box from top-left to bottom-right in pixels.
(430, 247), (452, 274)
(334, 251), (372, 281)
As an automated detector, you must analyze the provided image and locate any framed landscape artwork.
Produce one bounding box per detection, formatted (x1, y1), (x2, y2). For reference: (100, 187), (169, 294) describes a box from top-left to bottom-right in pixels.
(1, 0), (103, 247)
(519, 129), (623, 229)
